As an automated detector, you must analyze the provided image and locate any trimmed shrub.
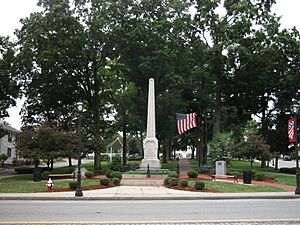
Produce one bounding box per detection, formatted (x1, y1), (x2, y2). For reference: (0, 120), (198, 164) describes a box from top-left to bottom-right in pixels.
(93, 170), (105, 175)
(112, 178), (121, 185)
(227, 170), (241, 178)
(100, 178), (110, 185)
(279, 167), (296, 174)
(85, 171), (94, 178)
(194, 181), (205, 190)
(168, 178), (179, 187)
(168, 171), (179, 178)
(41, 171), (49, 180)
(187, 170), (198, 178)
(0, 154), (8, 165)
(105, 170), (113, 178)
(199, 165), (212, 174)
(69, 181), (77, 189)
(179, 180), (188, 187)
(164, 178), (170, 186)
(254, 172), (266, 181)
(14, 167), (34, 174)
(110, 171), (122, 180)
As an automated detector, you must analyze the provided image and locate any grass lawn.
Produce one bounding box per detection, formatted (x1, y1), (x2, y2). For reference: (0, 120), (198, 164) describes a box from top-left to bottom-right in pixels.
(0, 174), (100, 193)
(263, 172), (296, 186)
(188, 159), (296, 187)
(188, 180), (286, 193)
(161, 160), (178, 171)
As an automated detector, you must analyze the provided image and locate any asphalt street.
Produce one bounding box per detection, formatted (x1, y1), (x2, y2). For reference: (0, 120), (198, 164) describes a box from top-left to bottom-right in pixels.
(0, 199), (300, 224)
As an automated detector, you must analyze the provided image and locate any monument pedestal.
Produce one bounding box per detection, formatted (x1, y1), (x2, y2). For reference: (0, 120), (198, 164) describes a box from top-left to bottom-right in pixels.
(140, 137), (161, 170)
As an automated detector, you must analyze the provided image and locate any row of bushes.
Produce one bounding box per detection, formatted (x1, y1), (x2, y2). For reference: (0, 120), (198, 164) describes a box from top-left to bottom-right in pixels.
(165, 170), (205, 190)
(164, 178), (205, 190)
(68, 177), (121, 189)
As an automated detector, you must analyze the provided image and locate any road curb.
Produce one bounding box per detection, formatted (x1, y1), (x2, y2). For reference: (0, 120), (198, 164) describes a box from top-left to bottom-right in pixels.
(1, 195), (300, 201)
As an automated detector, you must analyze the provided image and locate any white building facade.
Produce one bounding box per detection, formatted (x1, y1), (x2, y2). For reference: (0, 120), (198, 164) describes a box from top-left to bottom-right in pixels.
(0, 123), (20, 164)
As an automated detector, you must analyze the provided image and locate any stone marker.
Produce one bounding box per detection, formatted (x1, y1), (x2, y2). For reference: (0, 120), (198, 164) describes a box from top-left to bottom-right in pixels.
(215, 160), (226, 177)
(140, 78), (161, 170)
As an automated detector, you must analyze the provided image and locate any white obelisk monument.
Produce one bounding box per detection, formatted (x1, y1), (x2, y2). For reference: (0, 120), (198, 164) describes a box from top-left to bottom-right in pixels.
(140, 78), (161, 169)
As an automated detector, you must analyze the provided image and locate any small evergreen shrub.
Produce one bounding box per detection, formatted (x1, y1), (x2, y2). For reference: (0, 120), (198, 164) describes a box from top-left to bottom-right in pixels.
(112, 178), (121, 185)
(93, 170), (105, 175)
(14, 167), (34, 174)
(254, 172), (266, 181)
(85, 171), (94, 178)
(164, 178), (170, 186)
(179, 180), (188, 187)
(41, 171), (49, 180)
(0, 154), (8, 165)
(100, 178), (110, 185)
(168, 171), (179, 178)
(110, 171), (122, 180)
(199, 165), (212, 173)
(187, 170), (198, 178)
(194, 181), (205, 190)
(227, 170), (241, 178)
(105, 170), (113, 178)
(69, 181), (77, 189)
(168, 178), (179, 187)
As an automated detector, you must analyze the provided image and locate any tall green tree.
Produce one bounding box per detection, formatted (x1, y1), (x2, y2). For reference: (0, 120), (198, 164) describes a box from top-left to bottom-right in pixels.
(15, 0), (120, 170)
(192, 0), (279, 137)
(0, 36), (19, 117)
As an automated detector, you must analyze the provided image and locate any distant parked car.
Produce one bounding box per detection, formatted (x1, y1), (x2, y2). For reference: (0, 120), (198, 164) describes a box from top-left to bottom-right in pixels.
(283, 155), (292, 161)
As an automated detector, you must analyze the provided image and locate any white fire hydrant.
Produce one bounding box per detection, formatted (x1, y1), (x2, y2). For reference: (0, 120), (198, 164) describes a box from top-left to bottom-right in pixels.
(46, 178), (53, 190)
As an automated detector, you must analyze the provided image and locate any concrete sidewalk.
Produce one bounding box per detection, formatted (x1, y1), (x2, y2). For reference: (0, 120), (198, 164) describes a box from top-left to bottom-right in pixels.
(0, 186), (299, 200)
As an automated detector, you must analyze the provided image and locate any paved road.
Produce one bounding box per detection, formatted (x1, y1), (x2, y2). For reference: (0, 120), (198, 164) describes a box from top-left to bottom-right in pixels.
(1, 199), (300, 224)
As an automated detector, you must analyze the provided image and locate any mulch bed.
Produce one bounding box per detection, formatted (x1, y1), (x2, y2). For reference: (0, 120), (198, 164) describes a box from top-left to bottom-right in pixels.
(167, 185), (221, 193)
(43, 184), (116, 192)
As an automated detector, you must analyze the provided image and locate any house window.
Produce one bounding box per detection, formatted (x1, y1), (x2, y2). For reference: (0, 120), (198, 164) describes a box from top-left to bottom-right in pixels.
(7, 147), (12, 157)
(8, 133), (12, 142)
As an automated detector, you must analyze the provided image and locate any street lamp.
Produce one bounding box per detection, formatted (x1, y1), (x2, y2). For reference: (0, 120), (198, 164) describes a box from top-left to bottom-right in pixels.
(290, 103), (300, 195)
(75, 102), (83, 197)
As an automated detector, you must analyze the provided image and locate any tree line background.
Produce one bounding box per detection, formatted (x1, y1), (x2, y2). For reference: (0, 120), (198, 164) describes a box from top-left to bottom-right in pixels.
(0, 0), (299, 170)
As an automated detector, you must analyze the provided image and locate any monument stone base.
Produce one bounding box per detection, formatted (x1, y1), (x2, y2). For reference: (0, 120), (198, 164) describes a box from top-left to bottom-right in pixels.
(140, 158), (161, 170)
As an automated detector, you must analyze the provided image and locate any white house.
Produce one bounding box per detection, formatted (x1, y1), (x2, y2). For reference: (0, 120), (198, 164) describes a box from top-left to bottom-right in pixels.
(0, 123), (20, 164)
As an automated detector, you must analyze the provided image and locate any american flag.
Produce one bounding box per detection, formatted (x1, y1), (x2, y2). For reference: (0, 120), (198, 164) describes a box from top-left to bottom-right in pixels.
(176, 113), (197, 134)
(288, 119), (296, 142)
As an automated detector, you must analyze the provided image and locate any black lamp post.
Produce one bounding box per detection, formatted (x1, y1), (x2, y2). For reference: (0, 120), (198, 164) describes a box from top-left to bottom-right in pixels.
(75, 102), (83, 197)
(291, 103), (300, 195)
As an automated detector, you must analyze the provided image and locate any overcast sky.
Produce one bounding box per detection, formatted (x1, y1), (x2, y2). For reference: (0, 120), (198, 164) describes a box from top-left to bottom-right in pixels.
(1, 0), (300, 129)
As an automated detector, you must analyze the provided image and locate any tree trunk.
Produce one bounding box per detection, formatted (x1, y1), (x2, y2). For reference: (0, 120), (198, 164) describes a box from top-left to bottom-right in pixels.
(202, 110), (208, 164)
(162, 139), (167, 163)
(47, 159), (51, 169)
(68, 157), (72, 167)
(191, 146), (195, 159)
(50, 158), (54, 171)
(260, 160), (266, 168)
(122, 124), (127, 166)
(275, 157), (278, 170)
(140, 130), (144, 159)
(167, 139), (171, 160)
(157, 139), (161, 160)
(92, 95), (102, 171)
(213, 79), (221, 138)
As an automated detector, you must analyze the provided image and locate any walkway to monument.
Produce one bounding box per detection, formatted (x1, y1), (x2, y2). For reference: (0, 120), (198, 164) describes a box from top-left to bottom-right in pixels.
(178, 158), (192, 174)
